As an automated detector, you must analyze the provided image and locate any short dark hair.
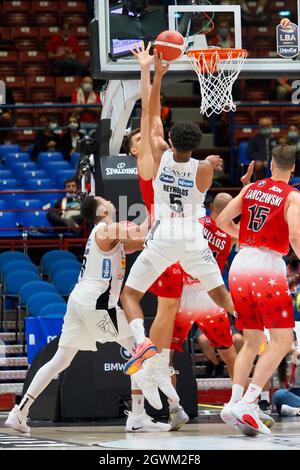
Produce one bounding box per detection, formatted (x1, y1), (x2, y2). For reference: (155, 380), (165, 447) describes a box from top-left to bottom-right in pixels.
(170, 121), (202, 152)
(124, 128), (140, 155)
(64, 178), (77, 187)
(80, 196), (98, 223)
(272, 144), (295, 170)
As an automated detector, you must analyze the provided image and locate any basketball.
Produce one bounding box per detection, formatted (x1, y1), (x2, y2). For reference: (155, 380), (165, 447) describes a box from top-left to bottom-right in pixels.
(281, 18), (291, 29)
(154, 30), (186, 62)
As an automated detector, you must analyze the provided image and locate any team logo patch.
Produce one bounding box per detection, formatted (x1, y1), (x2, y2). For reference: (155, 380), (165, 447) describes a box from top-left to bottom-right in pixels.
(281, 310), (288, 318)
(258, 180), (266, 187)
(120, 346), (131, 360)
(102, 259), (111, 278)
(178, 178), (194, 188)
(205, 217), (211, 224)
(159, 174), (175, 184)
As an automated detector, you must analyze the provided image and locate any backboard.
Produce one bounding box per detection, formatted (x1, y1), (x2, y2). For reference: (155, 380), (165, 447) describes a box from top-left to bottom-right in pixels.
(90, 0), (300, 80)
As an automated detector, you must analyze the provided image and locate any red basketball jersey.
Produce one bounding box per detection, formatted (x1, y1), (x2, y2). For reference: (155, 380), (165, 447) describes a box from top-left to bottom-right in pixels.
(138, 176), (154, 214)
(202, 216), (232, 271)
(239, 178), (295, 255)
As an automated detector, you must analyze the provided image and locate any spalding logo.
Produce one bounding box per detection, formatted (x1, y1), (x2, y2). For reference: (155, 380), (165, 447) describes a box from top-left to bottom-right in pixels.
(120, 346), (131, 360)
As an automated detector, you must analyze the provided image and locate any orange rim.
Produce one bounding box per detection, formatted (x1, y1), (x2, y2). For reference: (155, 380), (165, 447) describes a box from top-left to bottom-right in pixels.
(186, 48), (248, 61)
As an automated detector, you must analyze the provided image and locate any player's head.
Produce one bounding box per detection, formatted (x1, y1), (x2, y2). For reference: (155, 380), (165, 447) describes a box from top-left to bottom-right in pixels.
(81, 196), (116, 224)
(125, 128), (141, 158)
(169, 121), (202, 157)
(271, 144), (295, 174)
(211, 193), (233, 218)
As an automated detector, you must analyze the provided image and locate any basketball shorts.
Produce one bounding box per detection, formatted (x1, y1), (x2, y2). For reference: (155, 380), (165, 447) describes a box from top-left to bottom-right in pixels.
(171, 283), (233, 351)
(126, 219), (223, 294)
(148, 262), (183, 298)
(229, 247), (295, 331)
(59, 296), (135, 353)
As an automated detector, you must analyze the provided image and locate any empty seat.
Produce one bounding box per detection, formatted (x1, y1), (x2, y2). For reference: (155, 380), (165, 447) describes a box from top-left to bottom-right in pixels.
(38, 152), (64, 167)
(238, 142), (250, 166)
(0, 179), (20, 191)
(0, 251), (31, 270)
(16, 131), (35, 149)
(56, 76), (81, 101)
(44, 161), (72, 176)
(4, 152), (31, 169)
(49, 259), (81, 279)
(0, 170), (13, 179)
(5, 76), (27, 102)
(15, 199), (43, 211)
(18, 210), (53, 231)
(27, 292), (65, 317)
(0, 201), (7, 210)
(24, 178), (53, 190)
(70, 151), (80, 168)
(22, 170), (47, 182)
(39, 26), (59, 49)
(1, 192), (27, 208)
(0, 212), (21, 237)
(20, 280), (58, 307)
(54, 170), (76, 188)
(2, 260), (38, 278)
(52, 269), (78, 296)
(11, 27), (39, 51)
(5, 13), (30, 28)
(0, 51), (19, 76)
(12, 162), (37, 180)
(41, 249), (78, 274)
(32, 2), (59, 27)
(3, 1), (30, 12)
(27, 76), (55, 103)
(39, 302), (67, 318)
(77, 50), (90, 66)
(0, 145), (21, 158)
(19, 51), (46, 76)
(15, 112), (35, 127)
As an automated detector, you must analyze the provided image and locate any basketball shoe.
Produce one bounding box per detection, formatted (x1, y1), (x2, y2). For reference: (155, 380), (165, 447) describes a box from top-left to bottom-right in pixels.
(125, 410), (170, 432)
(231, 401), (271, 435)
(124, 338), (157, 375)
(169, 406), (189, 431)
(5, 405), (30, 433)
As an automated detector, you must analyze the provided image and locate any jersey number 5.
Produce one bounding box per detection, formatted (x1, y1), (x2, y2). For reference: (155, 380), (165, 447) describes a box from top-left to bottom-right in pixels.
(169, 193), (183, 213)
(247, 204), (270, 232)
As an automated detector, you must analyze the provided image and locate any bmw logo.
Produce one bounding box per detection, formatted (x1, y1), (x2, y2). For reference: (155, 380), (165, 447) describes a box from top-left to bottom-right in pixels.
(120, 346), (131, 360)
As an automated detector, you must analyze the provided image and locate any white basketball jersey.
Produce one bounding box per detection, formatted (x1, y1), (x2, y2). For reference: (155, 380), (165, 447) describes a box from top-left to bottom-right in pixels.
(71, 222), (126, 309)
(153, 149), (206, 220)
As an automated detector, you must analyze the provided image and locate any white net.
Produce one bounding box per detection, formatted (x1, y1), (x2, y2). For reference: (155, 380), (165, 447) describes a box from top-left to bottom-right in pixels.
(187, 49), (247, 117)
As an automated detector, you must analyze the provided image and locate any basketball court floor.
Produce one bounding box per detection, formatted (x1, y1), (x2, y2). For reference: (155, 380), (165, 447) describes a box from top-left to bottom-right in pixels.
(1, 412), (300, 450)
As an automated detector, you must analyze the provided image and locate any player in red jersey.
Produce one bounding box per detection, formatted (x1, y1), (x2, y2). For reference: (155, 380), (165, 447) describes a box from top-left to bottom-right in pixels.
(217, 144), (300, 435)
(171, 193), (237, 378)
(125, 42), (188, 429)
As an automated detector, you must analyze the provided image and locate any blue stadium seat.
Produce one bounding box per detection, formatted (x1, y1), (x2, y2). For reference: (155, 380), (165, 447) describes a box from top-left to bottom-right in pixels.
(22, 170), (47, 182)
(38, 152), (63, 168)
(55, 170), (76, 189)
(0, 170), (13, 179)
(0, 212), (20, 236)
(15, 199), (43, 211)
(44, 161), (72, 176)
(0, 200), (7, 210)
(52, 269), (79, 296)
(12, 162), (37, 180)
(0, 144), (21, 158)
(27, 292), (66, 317)
(49, 259), (81, 279)
(23, 179), (54, 204)
(19, 280), (57, 307)
(70, 152), (80, 168)
(2, 260), (39, 278)
(1, 191), (28, 208)
(41, 249), (78, 275)
(0, 179), (20, 191)
(18, 210), (53, 231)
(0, 251), (31, 269)
(4, 153), (31, 169)
(290, 177), (300, 185)
(39, 302), (67, 318)
(238, 142), (250, 166)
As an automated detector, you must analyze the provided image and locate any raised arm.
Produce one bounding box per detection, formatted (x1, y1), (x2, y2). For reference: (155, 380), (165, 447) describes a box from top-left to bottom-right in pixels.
(131, 42), (154, 180)
(286, 191), (300, 259)
(95, 220), (149, 253)
(217, 186), (249, 239)
(149, 50), (170, 176)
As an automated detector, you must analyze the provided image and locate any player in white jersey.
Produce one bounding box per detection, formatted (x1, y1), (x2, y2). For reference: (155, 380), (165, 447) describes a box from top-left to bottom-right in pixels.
(5, 196), (171, 434)
(121, 51), (235, 375)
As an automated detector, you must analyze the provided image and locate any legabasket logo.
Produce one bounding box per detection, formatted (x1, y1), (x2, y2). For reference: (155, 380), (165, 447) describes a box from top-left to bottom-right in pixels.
(105, 161), (138, 176)
(104, 346), (131, 372)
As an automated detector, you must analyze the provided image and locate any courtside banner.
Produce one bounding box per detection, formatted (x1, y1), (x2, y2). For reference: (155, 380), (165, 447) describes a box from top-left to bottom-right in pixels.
(25, 317), (63, 364)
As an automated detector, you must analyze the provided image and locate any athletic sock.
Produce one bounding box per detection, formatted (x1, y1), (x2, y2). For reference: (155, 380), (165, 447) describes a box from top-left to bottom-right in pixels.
(169, 397), (180, 411)
(129, 318), (145, 345)
(18, 394), (35, 417)
(242, 383), (262, 405)
(229, 384), (244, 404)
(131, 394), (144, 416)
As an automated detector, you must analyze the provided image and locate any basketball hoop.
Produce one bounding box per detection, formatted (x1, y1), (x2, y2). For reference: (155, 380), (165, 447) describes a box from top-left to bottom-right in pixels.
(186, 48), (247, 117)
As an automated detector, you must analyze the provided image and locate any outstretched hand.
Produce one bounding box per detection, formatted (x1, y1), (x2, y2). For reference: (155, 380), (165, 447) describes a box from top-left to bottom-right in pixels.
(241, 160), (255, 187)
(206, 155), (223, 171)
(153, 49), (170, 77)
(131, 41), (153, 68)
